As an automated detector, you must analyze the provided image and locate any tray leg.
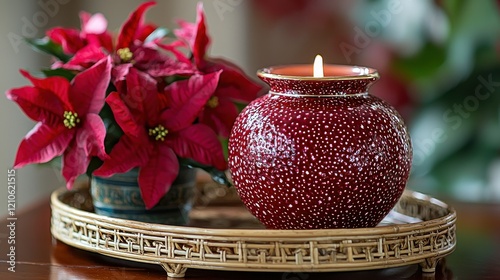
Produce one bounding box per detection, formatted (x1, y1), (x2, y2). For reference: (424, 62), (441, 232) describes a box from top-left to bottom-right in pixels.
(420, 257), (439, 274)
(161, 263), (187, 278)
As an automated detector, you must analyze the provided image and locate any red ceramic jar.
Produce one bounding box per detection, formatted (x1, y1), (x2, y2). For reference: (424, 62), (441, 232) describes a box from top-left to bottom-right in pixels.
(228, 64), (412, 229)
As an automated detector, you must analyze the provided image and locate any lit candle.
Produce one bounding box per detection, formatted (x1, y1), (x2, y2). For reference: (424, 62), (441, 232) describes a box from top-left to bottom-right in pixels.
(313, 54), (324, 78)
(232, 57), (413, 230)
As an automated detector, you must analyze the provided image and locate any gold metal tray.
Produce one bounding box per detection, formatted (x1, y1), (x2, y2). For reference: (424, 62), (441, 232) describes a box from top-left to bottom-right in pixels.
(51, 187), (456, 278)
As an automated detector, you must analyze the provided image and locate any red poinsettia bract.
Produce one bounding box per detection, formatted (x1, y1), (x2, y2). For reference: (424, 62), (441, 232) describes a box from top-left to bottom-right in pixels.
(169, 3), (263, 137)
(7, 1), (263, 210)
(6, 57), (112, 188)
(94, 68), (225, 208)
(47, 11), (113, 55)
(53, 1), (195, 81)
(48, 1), (154, 57)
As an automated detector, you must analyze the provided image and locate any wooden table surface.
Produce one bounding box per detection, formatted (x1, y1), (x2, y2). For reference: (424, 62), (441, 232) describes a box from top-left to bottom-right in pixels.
(1, 196), (499, 280)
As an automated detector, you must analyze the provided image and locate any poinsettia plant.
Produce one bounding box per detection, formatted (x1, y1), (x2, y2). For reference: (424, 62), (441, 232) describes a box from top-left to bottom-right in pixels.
(6, 2), (262, 208)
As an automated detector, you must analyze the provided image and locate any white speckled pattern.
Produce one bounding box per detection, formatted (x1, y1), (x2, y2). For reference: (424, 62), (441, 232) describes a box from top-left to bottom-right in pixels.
(228, 66), (412, 229)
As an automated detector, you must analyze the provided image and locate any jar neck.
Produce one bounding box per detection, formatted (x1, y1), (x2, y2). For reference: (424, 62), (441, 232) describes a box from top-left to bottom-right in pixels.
(258, 65), (379, 97)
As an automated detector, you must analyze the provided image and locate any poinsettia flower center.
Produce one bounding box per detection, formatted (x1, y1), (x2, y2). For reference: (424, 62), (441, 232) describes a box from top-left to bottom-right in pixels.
(206, 96), (219, 108)
(148, 124), (169, 141)
(117, 47), (133, 62)
(63, 111), (81, 129)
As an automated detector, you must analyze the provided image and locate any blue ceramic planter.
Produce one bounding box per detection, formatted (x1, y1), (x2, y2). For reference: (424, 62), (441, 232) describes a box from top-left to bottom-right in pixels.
(90, 167), (196, 225)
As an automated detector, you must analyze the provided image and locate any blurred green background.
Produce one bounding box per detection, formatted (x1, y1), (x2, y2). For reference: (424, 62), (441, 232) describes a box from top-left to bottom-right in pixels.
(356, 0), (500, 202)
(249, 0), (500, 202)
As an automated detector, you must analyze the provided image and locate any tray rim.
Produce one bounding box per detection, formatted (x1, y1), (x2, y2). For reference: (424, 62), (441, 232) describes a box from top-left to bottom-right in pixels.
(50, 188), (457, 277)
(51, 188), (455, 236)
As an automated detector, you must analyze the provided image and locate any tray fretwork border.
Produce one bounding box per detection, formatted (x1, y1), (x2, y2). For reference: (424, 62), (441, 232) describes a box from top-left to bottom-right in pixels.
(51, 189), (456, 278)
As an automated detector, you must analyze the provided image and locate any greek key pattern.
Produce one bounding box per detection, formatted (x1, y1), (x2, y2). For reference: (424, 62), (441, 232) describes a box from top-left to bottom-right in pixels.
(51, 189), (456, 277)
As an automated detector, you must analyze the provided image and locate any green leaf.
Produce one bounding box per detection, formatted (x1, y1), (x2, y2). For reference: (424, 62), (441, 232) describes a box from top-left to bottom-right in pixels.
(99, 103), (124, 153)
(234, 101), (248, 112)
(86, 157), (103, 178)
(392, 43), (447, 82)
(165, 75), (189, 85)
(42, 68), (77, 81)
(106, 83), (117, 97)
(99, 102), (116, 122)
(220, 137), (229, 159)
(178, 158), (231, 186)
(25, 37), (71, 62)
(144, 27), (171, 44)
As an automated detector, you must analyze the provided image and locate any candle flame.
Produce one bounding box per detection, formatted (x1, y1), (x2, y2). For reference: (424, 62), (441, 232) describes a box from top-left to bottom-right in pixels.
(313, 54), (324, 78)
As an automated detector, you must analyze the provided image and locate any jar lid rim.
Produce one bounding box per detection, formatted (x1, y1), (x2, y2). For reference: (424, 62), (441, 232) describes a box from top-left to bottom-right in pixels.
(257, 64), (379, 81)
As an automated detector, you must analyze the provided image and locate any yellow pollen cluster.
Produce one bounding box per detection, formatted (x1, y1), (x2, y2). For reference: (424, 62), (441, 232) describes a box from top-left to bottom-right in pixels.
(117, 47), (133, 62)
(149, 125), (168, 141)
(63, 111), (80, 129)
(207, 96), (219, 108)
